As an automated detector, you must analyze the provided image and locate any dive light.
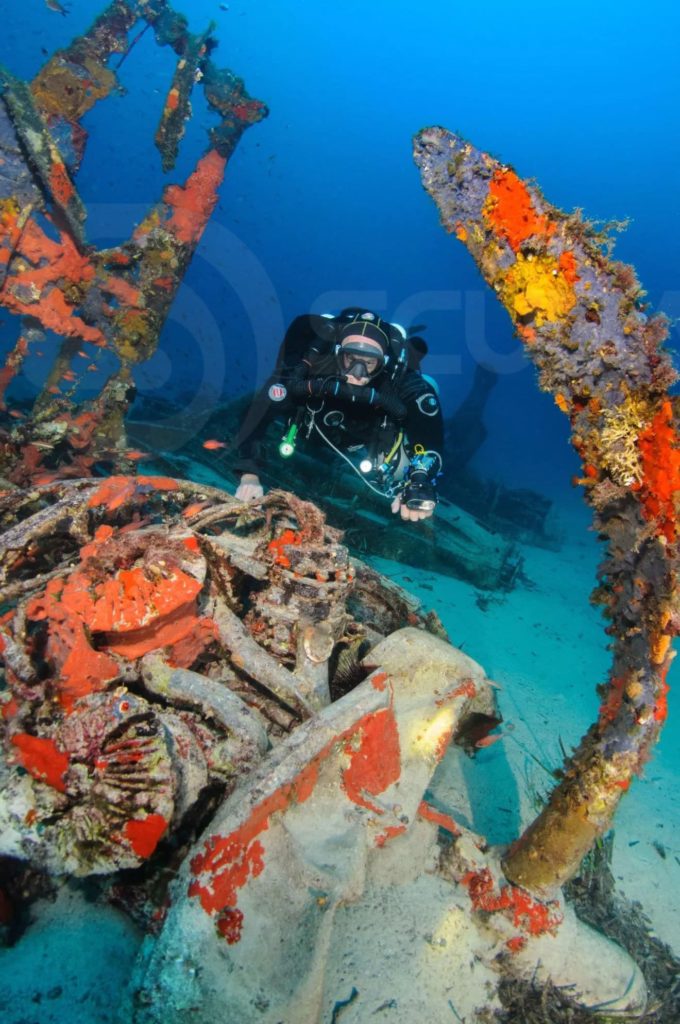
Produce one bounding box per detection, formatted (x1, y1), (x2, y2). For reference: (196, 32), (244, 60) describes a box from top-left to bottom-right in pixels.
(279, 423), (298, 458)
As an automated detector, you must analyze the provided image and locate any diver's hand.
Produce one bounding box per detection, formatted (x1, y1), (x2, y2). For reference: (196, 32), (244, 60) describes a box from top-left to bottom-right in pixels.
(236, 474), (264, 501)
(390, 494), (433, 522)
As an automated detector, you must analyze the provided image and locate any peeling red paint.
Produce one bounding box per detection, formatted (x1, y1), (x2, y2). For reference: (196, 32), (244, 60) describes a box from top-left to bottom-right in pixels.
(2, 695), (19, 720)
(26, 579), (120, 712)
(102, 275), (142, 308)
(370, 671), (389, 691)
(266, 528), (301, 568)
(435, 724), (455, 762)
(215, 907), (244, 944)
(188, 708), (395, 939)
(166, 617), (219, 669)
(11, 733), (69, 791)
(49, 160), (75, 207)
(374, 824), (407, 848)
(342, 708), (401, 814)
(435, 678), (477, 706)
(124, 813), (169, 858)
(417, 800), (461, 836)
(461, 867), (562, 936)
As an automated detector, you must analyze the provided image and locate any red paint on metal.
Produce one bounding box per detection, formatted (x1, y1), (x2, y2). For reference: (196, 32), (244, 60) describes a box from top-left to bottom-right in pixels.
(374, 824), (407, 848)
(102, 275), (143, 308)
(124, 813), (169, 858)
(2, 695), (19, 720)
(370, 671), (389, 691)
(636, 400), (680, 543)
(417, 800), (461, 836)
(461, 867), (562, 936)
(11, 733), (69, 791)
(435, 724), (455, 761)
(215, 907), (244, 944)
(49, 161), (75, 207)
(188, 708), (396, 938)
(341, 708), (401, 813)
(266, 528), (301, 568)
(26, 579), (120, 712)
(435, 678), (477, 706)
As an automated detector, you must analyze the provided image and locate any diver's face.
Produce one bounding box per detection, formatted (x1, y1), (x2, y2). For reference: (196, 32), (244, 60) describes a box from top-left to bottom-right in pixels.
(339, 336), (384, 385)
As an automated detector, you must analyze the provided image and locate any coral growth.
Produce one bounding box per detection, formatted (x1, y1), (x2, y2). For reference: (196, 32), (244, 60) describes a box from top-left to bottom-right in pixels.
(0, 480), (440, 877)
(500, 252), (577, 327)
(414, 126), (679, 894)
(0, 0), (267, 485)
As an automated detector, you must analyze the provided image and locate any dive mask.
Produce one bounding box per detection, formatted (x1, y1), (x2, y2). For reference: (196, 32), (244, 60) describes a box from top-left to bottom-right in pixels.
(338, 339), (385, 381)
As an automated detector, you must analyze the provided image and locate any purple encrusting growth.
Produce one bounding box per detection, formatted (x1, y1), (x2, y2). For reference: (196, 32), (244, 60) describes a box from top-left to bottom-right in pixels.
(413, 127), (673, 408)
(413, 125), (680, 893)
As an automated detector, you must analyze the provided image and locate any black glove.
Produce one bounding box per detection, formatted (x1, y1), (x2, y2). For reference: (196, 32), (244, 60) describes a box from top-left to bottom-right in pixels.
(403, 470), (437, 511)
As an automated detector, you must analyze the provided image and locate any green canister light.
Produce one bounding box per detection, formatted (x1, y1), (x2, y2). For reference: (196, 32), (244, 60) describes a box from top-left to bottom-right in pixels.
(278, 422), (298, 458)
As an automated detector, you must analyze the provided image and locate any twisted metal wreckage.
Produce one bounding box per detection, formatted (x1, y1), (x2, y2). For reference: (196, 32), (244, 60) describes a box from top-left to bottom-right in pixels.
(0, 4), (678, 1022)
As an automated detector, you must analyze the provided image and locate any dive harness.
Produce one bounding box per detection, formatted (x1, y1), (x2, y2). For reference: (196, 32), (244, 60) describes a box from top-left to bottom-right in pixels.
(277, 404), (440, 510)
(287, 375), (407, 421)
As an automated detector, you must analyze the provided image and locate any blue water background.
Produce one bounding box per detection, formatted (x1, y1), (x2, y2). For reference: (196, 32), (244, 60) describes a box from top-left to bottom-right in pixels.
(3, 0), (679, 507)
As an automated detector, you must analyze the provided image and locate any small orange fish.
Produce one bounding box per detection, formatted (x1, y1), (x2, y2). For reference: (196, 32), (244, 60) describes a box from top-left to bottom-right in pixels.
(202, 439), (227, 450)
(77, 351), (89, 358)
(124, 450), (149, 460)
(475, 733), (503, 749)
(9, 409), (26, 419)
(183, 501), (209, 518)
(86, 364), (98, 372)
(45, 0), (69, 14)
(61, 370), (77, 382)
(47, 385), (61, 394)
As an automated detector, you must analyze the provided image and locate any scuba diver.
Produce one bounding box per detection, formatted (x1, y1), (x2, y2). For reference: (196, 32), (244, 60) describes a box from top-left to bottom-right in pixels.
(233, 309), (443, 523)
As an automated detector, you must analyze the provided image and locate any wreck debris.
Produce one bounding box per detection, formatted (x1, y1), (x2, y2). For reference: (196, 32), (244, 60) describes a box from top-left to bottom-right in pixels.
(413, 127), (679, 893)
(0, 479), (444, 876)
(1, 66), (86, 244)
(120, 629), (645, 1024)
(158, 393), (525, 591)
(0, 0), (267, 485)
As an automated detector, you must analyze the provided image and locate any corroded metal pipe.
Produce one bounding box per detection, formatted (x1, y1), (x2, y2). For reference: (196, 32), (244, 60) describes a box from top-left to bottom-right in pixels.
(414, 127), (678, 894)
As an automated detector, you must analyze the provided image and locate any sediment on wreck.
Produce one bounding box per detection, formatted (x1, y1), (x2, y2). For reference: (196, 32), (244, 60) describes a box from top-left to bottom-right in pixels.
(413, 126), (679, 894)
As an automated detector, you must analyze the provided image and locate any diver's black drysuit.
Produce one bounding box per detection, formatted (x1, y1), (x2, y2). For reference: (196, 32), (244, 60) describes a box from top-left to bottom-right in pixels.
(233, 313), (444, 507)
